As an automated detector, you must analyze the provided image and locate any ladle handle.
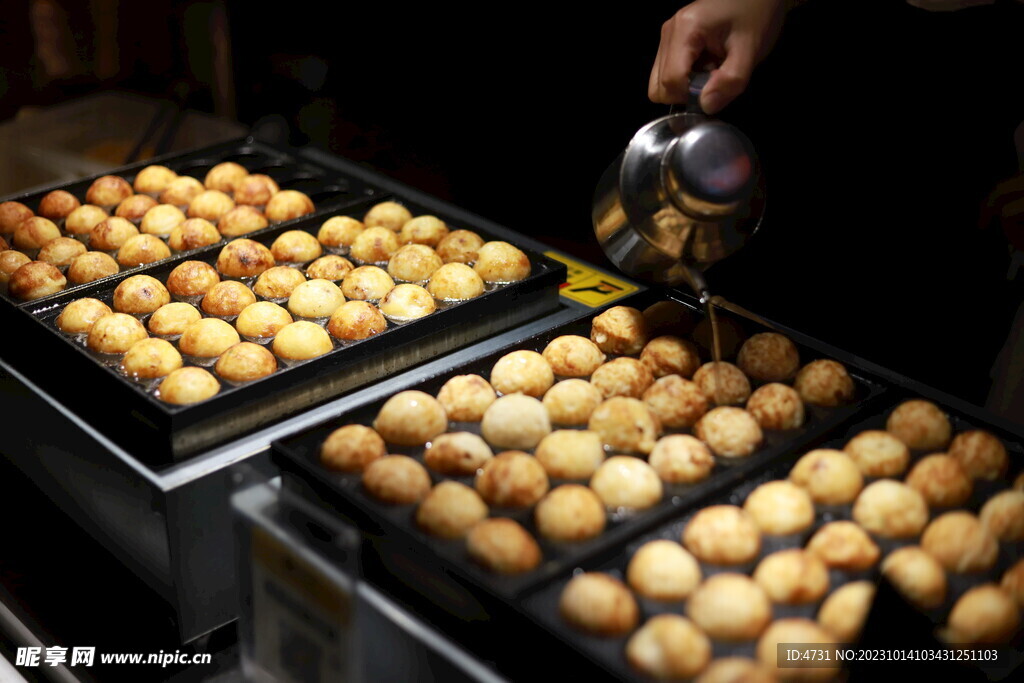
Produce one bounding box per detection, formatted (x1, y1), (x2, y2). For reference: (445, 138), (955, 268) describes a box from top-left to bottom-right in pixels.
(669, 70), (713, 116)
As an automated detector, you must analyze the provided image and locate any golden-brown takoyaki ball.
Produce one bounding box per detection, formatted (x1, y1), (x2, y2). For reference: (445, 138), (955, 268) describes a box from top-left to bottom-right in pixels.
(844, 430), (911, 477)
(944, 585), (1020, 644)
(38, 236), (86, 268)
(693, 314), (746, 360)
(534, 484), (606, 541)
(694, 407), (762, 458)
(122, 338), (183, 379)
(949, 430), (1008, 481)
(8, 261), (66, 299)
(148, 302), (202, 336)
(473, 241), (531, 283)
(541, 335), (606, 378)
(416, 481), (489, 539)
(116, 234), (171, 267)
(649, 435), (714, 484)
(204, 161), (248, 193)
(139, 204), (185, 237)
(590, 456), (662, 510)
(693, 361), (751, 406)
(38, 189), (81, 220)
(64, 204), (109, 235)
(201, 280), (257, 317)
(378, 283), (435, 321)
(387, 244), (442, 282)
(86, 175), (132, 206)
(114, 194), (158, 222)
(922, 511), (998, 573)
(317, 215), (364, 248)
(467, 518), (542, 574)
(696, 659), (775, 683)
(490, 350), (554, 397)
(683, 505), (761, 565)
(743, 480), (815, 536)
(535, 430), (605, 480)
(475, 451), (550, 507)
(187, 189), (235, 223)
(588, 397), (660, 454)
(214, 342), (278, 382)
(169, 217), (221, 251)
(436, 229), (484, 264)
(86, 313), (148, 354)
(756, 619), (837, 681)
(591, 306), (649, 356)
(271, 230), (322, 264)
(364, 201), (412, 232)
(89, 216), (138, 251)
(591, 357), (654, 399)
(159, 176), (205, 206)
(481, 394), (551, 449)
(306, 255), (353, 281)
(0, 201), (34, 233)
(886, 399), (952, 451)
(399, 215), (449, 247)
(179, 318), (240, 358)
(436, 374), (497, 422)
(746, 383), (805, 431)
(627, 540), (701, 601)
(805, 521), (880, 571)
(642, 300), (693, 338)
(905, 454), (972, 508)
(349, 226), (400, 264)
(320, 424), (386, 472)
(56, 298), (112, 334)
(165, 260), (220, 298)
(252, 266), (306, 300)
(216, 205), (268, 238)
(789, 449), (864, 505)
(426, 262), (485, 300)
(737, 332), (800, 382)
(112, 274), (170, 314)
(559, 573), (639, 636)
(626, 615), (712, 680)
(340, 265), (394, 301)
(271, 321), (333, 360)
(14, 216), (61, 250)
(543, 379), (603, 426)
(852, 480), (928, 539)
(288, 279), (345, 318)
(326, 300), (387, 340)
(232, 173), (279, 206)
(818, 581), (875, 643)
(158, 367), (220, 404)
(423, 432), (494, 475)
(133, 164), (177, 194)
(236, 301), (293, 339)
(66, 251), (118, 285)
(373, 390), (447, 446)
(264, 190), (314, 222)
(216, 238), (275, 278)
(362, 455), (432, 505)
(687, 573), (772, 641)
(981, 490), (1024, 542)
(643, 376), (707, 431)
(1002, 559), (1024, 608)
(794, 359), (855, 407)
(0, 250), (30, 285)
(753, 549), (830, 605)
(640, 335), (702, 379)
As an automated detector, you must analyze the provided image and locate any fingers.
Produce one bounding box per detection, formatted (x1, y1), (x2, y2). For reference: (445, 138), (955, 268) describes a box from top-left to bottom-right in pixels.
(649, 12), (702, 104)
(700, 34), (756, 114)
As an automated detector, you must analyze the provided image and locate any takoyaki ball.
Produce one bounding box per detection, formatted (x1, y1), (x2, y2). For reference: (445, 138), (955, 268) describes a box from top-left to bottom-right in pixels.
(693, 361), (751, 405)
(534, 484), (607, 541)
(789, 449), (864, 505)
(818, 581), (876, 643)
(416, 481), (488, 539)
(253, 266), (306, 300)
(38, 189), (81, 220)
(644, 375), (708, 429)
(424, 432), (494, 475)
(753, 549), (830, 605)
(112, 274), (170, 314)
(216, 238), (275, 278)
(64, 204), (109, 235)
(169, 218), (221, 251)
(215, 342), (277, 382)
(642, 300), (693, 338)
(66, 251), (118, 284)
(640, 335), (702, 378)
(373, 390), (447, 446)
(158, 367), (220, 404)
(14, 216), (61, 250)
(116, 234), (171, 267)
(649, 434), (714, 484)
(590, 357), (654, 399)
(794, 359), (855, 407)
(387, 244), (442, 282)
(922, 512), (998, 573)
(378, 283), (436, 321)
(590, 456), (662, 510)
(362, 455), (432, 505)
(852, 480), (929, 539)
(187, 189), (235, 223)
(1001, 559), (1024, 608)
(806, 521), (880, 571)
(350, 226), (401, 263)
(467, 518), (542, 574)
(626, 615), (712, 680)
(203, 161), (248, 193)
(843, 430), (911, 477)
(288, 279), (345, 318)
(122, 338), (183, 379)
(38, 237), (86, 268)
(886, 399), (952, 451)
(0, 201), (34, 233)
(56, 298), (112, 334)
(148, 302), (202, 336)
(166, 260), (221, 298)
(473, 241), (531, 283)
(0, 251), (30, 285)
(535, 429), (605, 479)
(271, 230), (322, 264)
(306, 255), (353, 282)
(364, 201), (412, 232)
(756, 619), (837, 681)
(317, 215), (364, 248)
(626, 540), (701, 601)
(89, 216), (138, 251)
(743, 480), (815, 536)
(217, 205), (268, 238)
(436, 229), (484, 264)
(341, 265), (394, 301)
(399, 215), (449, 247)
(236, 301), (293, 339)
(326, 300), (387, 341)
(271, 321), (333, 361)
(693, 314), (746, 360)
(87, 313), (148, 354)
(8, 261), (66, 300)
(490, 350), (554, 397)
(559, 573), (639, 636)
(179, 318), (240, 358)
(140, 204), (186, 237)
(133, 164), (177, 194)
(232, 173), (279, 206)
(426, 262), (485, 300)
(694, 407), (763, 458)
(475, 451), (550, 507)
(683, 505), (762, 565)
(695, 659), (775, 683)
(589, 397), (661, 454)
(320, 424), (385, 472)
(201, 280), (257, 317)
(981, 490), (1024, 542)
(590, 305), (649, 356)
(265, 190), (314, 222)
(949, 430), (1008, 480)
(541, 335), (606, 378)
(944, 585), (1021, 644)
(86, 175), (132, 206)
(746, 383), (805, 431)
(159, 176), (205, 206)
(436, 374), (497, 422)
(737, 332), (800, 382)
(481, 394), (551, 450)
(543, 379), (603, 426)
(905, 454), (973, 508)
(686, 573), (772, 641)
(114, 194), (158, 222)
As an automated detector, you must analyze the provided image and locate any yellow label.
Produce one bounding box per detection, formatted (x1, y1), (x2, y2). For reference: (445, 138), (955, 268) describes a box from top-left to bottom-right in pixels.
(545, 251), (639, 307)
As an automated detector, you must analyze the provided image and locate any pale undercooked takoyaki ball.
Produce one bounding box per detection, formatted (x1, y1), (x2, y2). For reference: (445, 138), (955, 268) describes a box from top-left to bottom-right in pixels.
(187, 190), (236, 223)
(66, 251), (118, 284)
(115, 194), (158, 222)
(922, 511), (999, 573)
(753, 549), (830, 605)
(426, 262), (484, 300)
(38, 237), (86, 268)
(424, 432), (493, 475)
(362, 455), (432, 505)
(364, 201), (412, 232)
(627, 540), (701, 601)
(117, 234), (171, 267)
(818, 581), (876, 643)
(306, 255), (353, 282)
(436, 229), (484, 264)
(757, 619), (837, 681)
(789, 449), (864, 505)
(905, 454), (973, 508)
(148, 302), (202, 336)
(341, 265), (394, 301)
(8, 261), (65, 299)
(179, 318), (240, 358)
(236, 301), (292, 339)
(436, 374), (497, 422)
(133, 164), (177, 194)
(216, 239), (275, 278)
(320, 424), (386, 472)
(852, 480), (929, 539)
(590, 305), (648, 356)
(232, 173), (279, 206)
(843, 430), (911, 477)
(534, 484), (606, 541)
(140, 204), (186, 237)
(271, 230), (322, 263)
(649, 435), (714, 484)
(473, 241), (531, 283)
(746, 383), (805, 430)
(253, 266), (306, 300)
(695, 659), (775, 683)
(881, 546), (947, 609)
(695, 407), (762, 458)
(317, 215), (364, 248)
(543, 379), (603, 426)
(416, 481), (488, 539)
(693, 361), (751, 405)
(591, 357), (654, 399)
(288, 279), (345, 318)
(481, 394), (551, 449)
(38, 189), (81, 220)
(626, 615), (711, 680)
(559, 573), (639, 636)
(949, 430), (1008, 480)
(56, 298), (112, 334)
(944, 585), (1020, 644)
(169, 218), (221, 251)
(535, 430), (605, 479)
(215, 342), (277, 382)
(886, 399), (951, 451)
(203, 161), (248, 193)
(541, 335), (606, 378)
(683, 505), (761, 565)
(327, 300), (387, 340)
(1002, 559), (1024, 608)
(475, 451), (549, 507)
(737, 332), (800, 382)
(271, 321), (333, 360)
(467, 518), (542, 574)
(378, 283), (435, 321)
(122, 338), (183, 379)
(642, 300), (692, 338)
(158, 367), (219, 404)
(686, 573), (772, 641)
(643, 375), (708, 430)
(794, 359), (854, 407)
(166, 260), (221, 298)
(806, 521), (880, 571)
(640, 335), (702, 378)
(217, 205), (268, 238)
(265, 190), (314, 222)
(14, 216), (61, 250)
(86, 313), (148, 354)
(86, 175), (132, 206)
(744, 480), (815, 535)
(490, 350), (554, 397)
(159, 176), (205, 206)
(588, 397), (660, 454)
(112, 274), (170, 314)
(202, 280), (257, 317)
(373, 390), (447, 446)
(981, 490), (1024, 542)
(0, 251), (30, 285)
(349, 226), (400, 263)
(0, 201), (33, 234)
(64, 204), (108, 235)
(399, 215), (449, 247)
